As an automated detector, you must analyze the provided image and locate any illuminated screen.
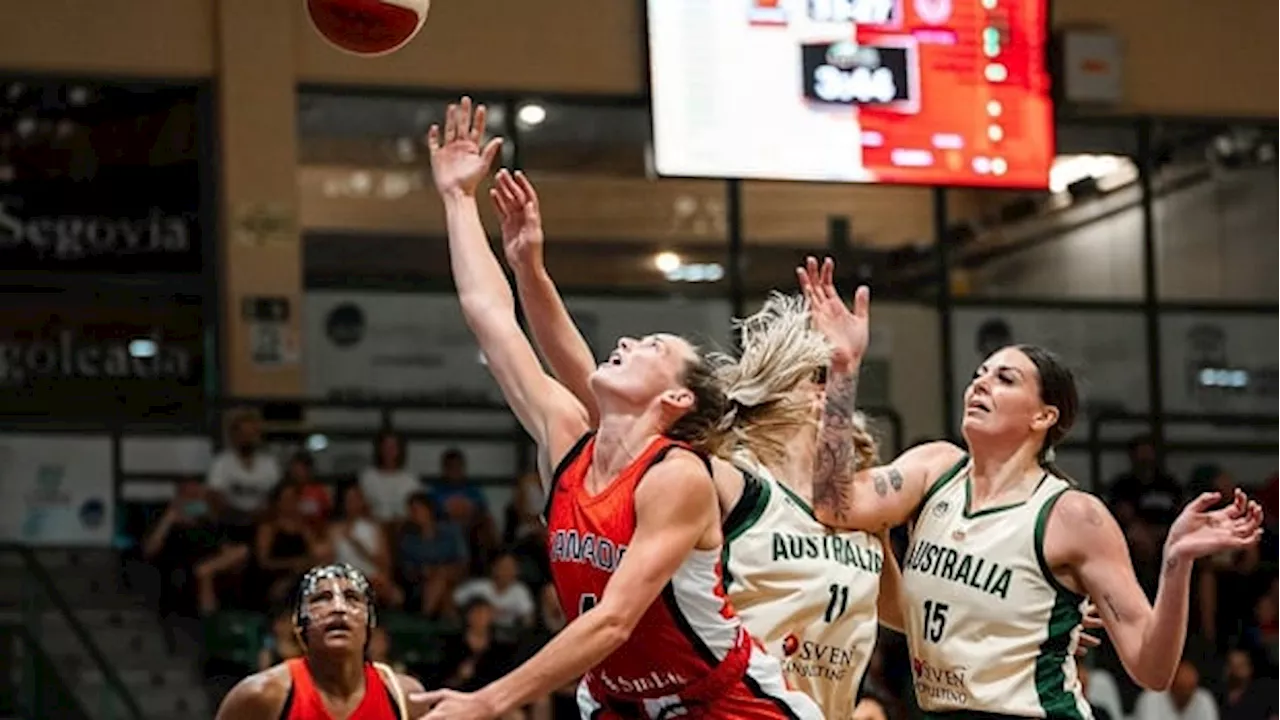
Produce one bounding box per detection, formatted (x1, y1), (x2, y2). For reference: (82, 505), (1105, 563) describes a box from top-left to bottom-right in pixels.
(646, 0), (1054, 188)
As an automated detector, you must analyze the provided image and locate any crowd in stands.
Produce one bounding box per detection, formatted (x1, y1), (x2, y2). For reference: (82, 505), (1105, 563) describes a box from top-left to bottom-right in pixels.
(138, 410), (1278, 719)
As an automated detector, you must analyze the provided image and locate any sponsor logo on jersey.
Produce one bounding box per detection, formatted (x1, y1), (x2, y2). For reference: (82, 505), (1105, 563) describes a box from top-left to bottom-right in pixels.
(593, 668), (688, 697)
(771, 532), (884, 573)
(911, 658), (970, 705)
(932, 500), (950, 518)
(903, 539), (1013, 599)
(549, 530), (627, 572)
(779, 631), (857, 681)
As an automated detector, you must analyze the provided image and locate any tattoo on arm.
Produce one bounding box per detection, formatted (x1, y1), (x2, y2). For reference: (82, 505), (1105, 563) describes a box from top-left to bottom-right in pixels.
(1103, 594), (1124, 623)
(812, 367), (860, 522)
(1163, 556), (1180, 574)
(874, 473), (888, 497)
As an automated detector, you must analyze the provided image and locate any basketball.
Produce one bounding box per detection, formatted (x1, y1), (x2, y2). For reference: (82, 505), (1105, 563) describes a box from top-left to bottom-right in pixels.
(305, 0), (430, 57)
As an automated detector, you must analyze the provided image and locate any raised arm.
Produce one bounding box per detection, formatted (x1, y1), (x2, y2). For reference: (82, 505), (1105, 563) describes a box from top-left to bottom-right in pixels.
(413, 452), (720, 718)
(1047, 489), (1262, 690)
(427, 98), (590, 474)
(491, 169), (599, 422)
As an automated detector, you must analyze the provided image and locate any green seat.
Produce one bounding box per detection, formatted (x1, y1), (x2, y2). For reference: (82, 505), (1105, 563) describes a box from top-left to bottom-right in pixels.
(378, 612), (445, 668)
(204, 611), (266, 669)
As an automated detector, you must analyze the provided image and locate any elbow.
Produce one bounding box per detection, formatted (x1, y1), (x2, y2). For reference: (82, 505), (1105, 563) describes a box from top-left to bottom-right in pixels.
(1134, 668), (1175, 693)
(592, 606), (637, 652)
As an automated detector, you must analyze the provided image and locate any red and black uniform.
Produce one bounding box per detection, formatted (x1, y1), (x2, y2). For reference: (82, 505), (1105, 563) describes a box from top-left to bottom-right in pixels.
(546, 433), (821, 720)
(280, 658), (403, 720)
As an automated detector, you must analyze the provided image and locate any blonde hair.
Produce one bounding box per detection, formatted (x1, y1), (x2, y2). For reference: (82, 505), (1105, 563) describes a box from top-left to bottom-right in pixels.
(708, 293), (882, 471)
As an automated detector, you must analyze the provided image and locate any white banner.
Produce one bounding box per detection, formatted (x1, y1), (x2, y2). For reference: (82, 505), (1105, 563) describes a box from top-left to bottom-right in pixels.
(1159, 312), (1278, 417)
(305, 292), (735, 402)
(950, 307), (1149, 437)
(0, 435), (114, 546)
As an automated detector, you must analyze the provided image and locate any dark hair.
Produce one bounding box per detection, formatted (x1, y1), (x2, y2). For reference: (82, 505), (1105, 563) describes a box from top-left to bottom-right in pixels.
(441, 448), (465, 466)
(407, 491), (433, 510)
(1016, 344), (1078, 480)
(665, 352), (732, 455)
(372, 429), (407, 470)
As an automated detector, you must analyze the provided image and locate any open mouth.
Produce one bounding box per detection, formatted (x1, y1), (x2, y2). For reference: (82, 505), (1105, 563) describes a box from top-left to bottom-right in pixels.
(966, 398), (992, 413)
(322, 620), (353, 638)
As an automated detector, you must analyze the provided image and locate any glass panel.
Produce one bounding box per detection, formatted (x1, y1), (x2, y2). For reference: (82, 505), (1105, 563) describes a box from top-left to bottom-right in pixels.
(0, 546), (142, 720)
(955, 119), (1143, 300)
(516, 100), (649, 177)
(1153, 120), (1278, 303)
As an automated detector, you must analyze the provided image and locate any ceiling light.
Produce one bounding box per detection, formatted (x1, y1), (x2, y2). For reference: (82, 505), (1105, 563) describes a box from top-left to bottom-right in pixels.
(654, 252), (681, 273)
(517, 103), (547, 127)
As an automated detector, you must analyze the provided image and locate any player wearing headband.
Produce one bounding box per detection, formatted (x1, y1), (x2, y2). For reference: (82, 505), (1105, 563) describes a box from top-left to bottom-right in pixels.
(215, 563), (426, 720)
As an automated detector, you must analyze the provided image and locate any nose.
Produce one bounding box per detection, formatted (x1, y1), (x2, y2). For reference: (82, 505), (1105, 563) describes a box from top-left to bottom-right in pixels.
(617, 337), (635, 351)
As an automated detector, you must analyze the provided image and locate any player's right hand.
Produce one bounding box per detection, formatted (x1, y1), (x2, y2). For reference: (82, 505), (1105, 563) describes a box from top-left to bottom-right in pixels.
(490, 169), (545, 273)
(427, 96), (503, 199)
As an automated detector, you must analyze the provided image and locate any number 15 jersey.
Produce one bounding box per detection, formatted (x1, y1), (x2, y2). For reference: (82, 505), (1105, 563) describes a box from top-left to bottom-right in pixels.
(901, 456), (1092, 719)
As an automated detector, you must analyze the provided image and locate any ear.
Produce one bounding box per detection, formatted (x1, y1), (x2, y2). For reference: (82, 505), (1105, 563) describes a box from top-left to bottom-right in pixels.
(1030, 404), (1060, 434)
(660, 387), (695, 414)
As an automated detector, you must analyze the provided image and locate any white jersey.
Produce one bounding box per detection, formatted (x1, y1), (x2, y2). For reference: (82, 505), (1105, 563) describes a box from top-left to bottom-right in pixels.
(722, 458), (885, 720)
(901, 455), (1092, 719)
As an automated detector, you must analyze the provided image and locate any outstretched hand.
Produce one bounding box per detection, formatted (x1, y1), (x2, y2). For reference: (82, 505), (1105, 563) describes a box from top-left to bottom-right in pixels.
(1165, 489), (1263, 563)
(427, 96), (504, 199)
(795, 256), (870, 372)
(490, 169), (545, 272)
(410, 688), (498, 720)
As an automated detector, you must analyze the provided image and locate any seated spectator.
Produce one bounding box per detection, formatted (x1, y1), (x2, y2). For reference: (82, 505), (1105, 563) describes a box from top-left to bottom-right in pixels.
(398, 492), (467, 618)
(254, 482), (329, 608)
(431, 448), (498, 575)
(1242, 578), (1279, 675)
(287, 451), (332, 532)
(1107, 434), (1182, 528)
(360, 429), (421, 523)
(505, 471), (544, 544)
(1217, 647), (1277, 720)
(257, 609), (303, 670)
(1198, 540), (1270, 652)
(438, 598), (516, 692)
(207, 408), (281, 524)
(1133, 657), (1219, 720)
(142, 478), (248, 616)
(453, 551), (535, 642)
(330, 484), (403, 608)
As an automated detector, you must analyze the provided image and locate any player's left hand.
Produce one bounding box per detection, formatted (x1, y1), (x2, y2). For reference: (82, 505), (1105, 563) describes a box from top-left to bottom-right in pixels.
(1165, 489), (1263, 564)
(411, 688), (499, 720)
(1073, 601), (1104, 658)
(795, 255), (870, 373)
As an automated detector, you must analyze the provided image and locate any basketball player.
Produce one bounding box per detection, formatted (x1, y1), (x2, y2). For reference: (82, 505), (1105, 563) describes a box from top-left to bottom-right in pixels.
(414, 97), (821, 720)
(490, 170), (1106, 719)
(809, 343), (1264, 717)
(215, 563), (425, 720)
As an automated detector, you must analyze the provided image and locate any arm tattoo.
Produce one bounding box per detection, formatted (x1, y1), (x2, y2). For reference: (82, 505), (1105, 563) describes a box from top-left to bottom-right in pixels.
(874, 473), (888, 497)
(812, 367), (860, 522)
(1103, 594), (1125, 623)
(1163, 556), (1180, 574)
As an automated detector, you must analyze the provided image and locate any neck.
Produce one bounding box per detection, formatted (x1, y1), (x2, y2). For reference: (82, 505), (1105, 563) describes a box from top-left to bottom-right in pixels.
(770, 425), (817, 503)
(968, 435), (1044, 501)
(306, 652), (366, 698)
(592, 407), (663, 479)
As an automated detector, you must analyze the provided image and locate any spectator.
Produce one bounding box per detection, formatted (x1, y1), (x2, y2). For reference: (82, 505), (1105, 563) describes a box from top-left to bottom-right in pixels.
(1217, 647), (1277, 720)
(536, 583), (565, 635)
(330, 485), (404, 608)
(398, 492), (467, 618)
(1107, 434), (1182, 528)
(431, 448), (498, 574)
(853, 686), (902, 720)
(453, 551), (535, 642)
(142, 478), (248, 616)
(1133, 657), (1219, 720)
(506, 471), (544, 544)
(1198, 540), (1269, 651)
(368, 627), (402, 673)
(438, 598), (516, 690)
(360, 429), (421, 523)
(257, 609), (303, 670)
(254, 482), (329, 608)
(287, 451), (332, 532)
(1243, 579), (1279, 675)
(207, 408), (281, 520)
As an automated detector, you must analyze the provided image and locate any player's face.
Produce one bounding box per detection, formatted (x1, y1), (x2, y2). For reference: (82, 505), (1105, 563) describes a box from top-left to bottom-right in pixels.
(961, 346), (1055, 440)
(301, 576), (370, 652)
(591, 333), (698, 412)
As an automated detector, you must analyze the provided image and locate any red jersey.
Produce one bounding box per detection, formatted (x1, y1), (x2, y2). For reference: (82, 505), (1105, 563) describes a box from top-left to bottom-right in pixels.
(546, 433), (744, 701)
(281, 658), (403, 720)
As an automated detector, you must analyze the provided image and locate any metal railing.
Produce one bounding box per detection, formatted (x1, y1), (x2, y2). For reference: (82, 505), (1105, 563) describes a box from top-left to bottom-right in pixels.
(0, 544), (145, 720)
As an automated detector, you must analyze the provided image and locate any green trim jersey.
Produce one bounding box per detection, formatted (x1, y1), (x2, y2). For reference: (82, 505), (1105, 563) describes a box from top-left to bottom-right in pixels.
(901, 456), (1092, 719)
(722, 458), (885, 720)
